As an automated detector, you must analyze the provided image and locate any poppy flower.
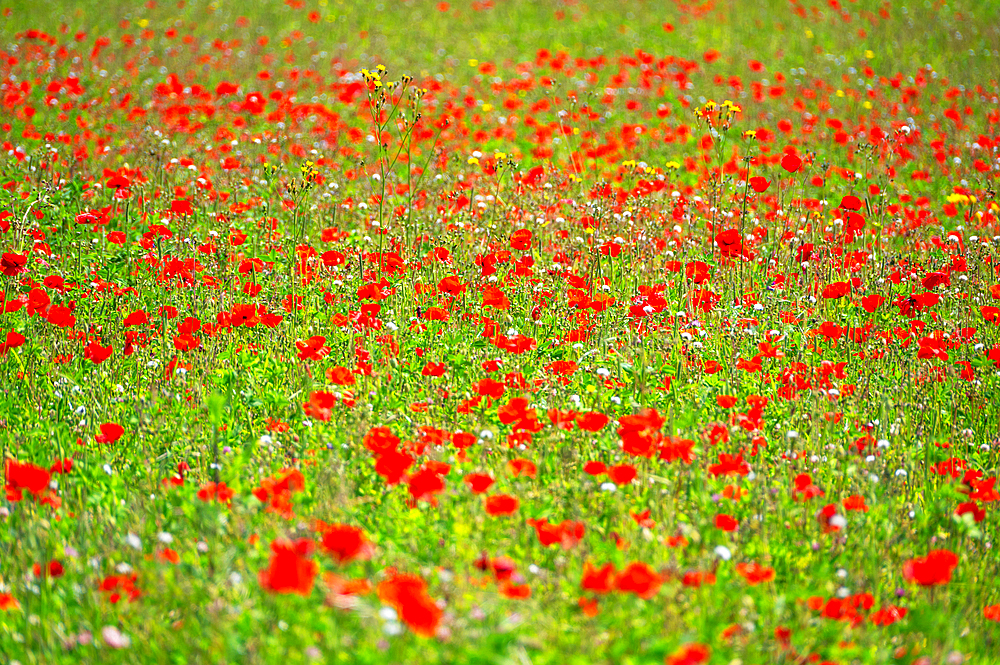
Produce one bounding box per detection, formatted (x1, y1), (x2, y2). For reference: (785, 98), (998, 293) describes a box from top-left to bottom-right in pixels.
(374, 449), (414, 486)
(583, 461), (607, 476)
(484, 494), (519, 516)
(507, 458), (537, 478)
(715, 514), (739, 532)
(903, 549), (958, 586)
(922, 271), (950, 289)
(5, 459), (51, 501)
(575, 412), (609, 431)
(258, 538), (317, 596)
(708, 453), (750, 477)
(303, 391), (337, 421)
(870, 605), (908, 626)
(667, 643), (710, 665)
(197, 481), (234, 505)
(316, 522), (374, 564)
(364, 426), (400, 455)
(735, 562), (775, 585)
(630, 509), (655, 528)
(84, 341), (113, 364)
(0, 252), (28, 277)
(860, 294), (884, 313)
(780, 153), (802, 172)
(326, 366), (355, 385)
(422, 362), (446, 377)
(510, 228), (533, 250)
(749, 176), (770, 192)
(614, 561), (662, 599)
(839, 194), (863, 210)
(0, 593), (19, 611)
(715, 229), (744, 259)
(607, 464), (638, 485)
(578, 596), (599, 616)
(843, 495), (868, 512)
(98, 573), (141, 603)
(0, 330), (25, 356)
(377, 571), (442, 638)
(463, 473), (495, 494)
(95, 422), (125, 444)
(407, 467), (446, 504)
(159, 549), (180, 564)
(822, 281), (849, 299)
(296, 336), (329, 361)
(985, 604), (1000, 622)
(716, 395), (737, 409)
(581, 562), (616, 593)
(529, 518), (584, 549)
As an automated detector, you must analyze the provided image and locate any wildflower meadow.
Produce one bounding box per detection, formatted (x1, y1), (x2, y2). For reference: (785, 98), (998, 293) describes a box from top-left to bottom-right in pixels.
(2, 0), (1000, 663)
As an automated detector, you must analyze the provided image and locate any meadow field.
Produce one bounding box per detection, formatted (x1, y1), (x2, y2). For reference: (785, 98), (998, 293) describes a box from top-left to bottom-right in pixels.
(2, 0), (1000, 662)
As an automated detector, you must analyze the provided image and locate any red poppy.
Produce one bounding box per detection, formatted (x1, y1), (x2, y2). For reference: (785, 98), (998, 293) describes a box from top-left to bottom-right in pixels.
(529, 518), (585, 549)
(510, 228), (533, 250)
(0, 330), (25, 356)
(583, 461), (607, 476)
(903, 549), (958, 586)
(780, 153), (802, 172)
(98, 573), (141, 603)
(303, 391), (337, 421)
(821, 281), (849, 299)
(581, 562), (616, 594)
(364, 426), (400, 455)
(715, 229), (744, 259)
(716, 395), (737, 409)
(708, 453), (750, 477)
(422, 362), (446, 377)
(578, 596), (599, 616)
(296, 335), (329, 361)
(474, 377), (506, 398)
(258, 538), (317, 596)
(0, 252), (28, 277)
(839, 194), (862, 210)
(870, 605), (908, 626)
(196, 481), (234, 505)
(617, 408), (665, 458)
(922, 271), (950, 289)
(377, 571), (441, 638)
(5, 460), (51, 501)
(843, 495), (868, 512)
(484, 494), (519, 516)
(49, 458), (72, 475)
(735, 562), (775, 585)
(748, 176), (770, 192)
(122, 309), (149, 327)
(374, 449), (414, 485)
(463, 473), (495, 494)
(630, 509), (655, 528)
(507, 458), (537, 478)
(715, 514), (739, 532)
(95, 422), (125, 444)
(607, 464), (638, 485)
(326, 366), (355, 385)
(84, 341), (113, 364)
(575, 411), (609, 431)
(316, 522), (373, 564)
(667, 643), (710, 665)
(860, 294), (884, 313)
(408, 467), (447, 504)
(614, 561), (662, 598)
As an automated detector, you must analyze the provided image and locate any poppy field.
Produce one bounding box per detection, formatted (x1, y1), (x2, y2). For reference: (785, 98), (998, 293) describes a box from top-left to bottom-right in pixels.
(3, 0), (1000, 662)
